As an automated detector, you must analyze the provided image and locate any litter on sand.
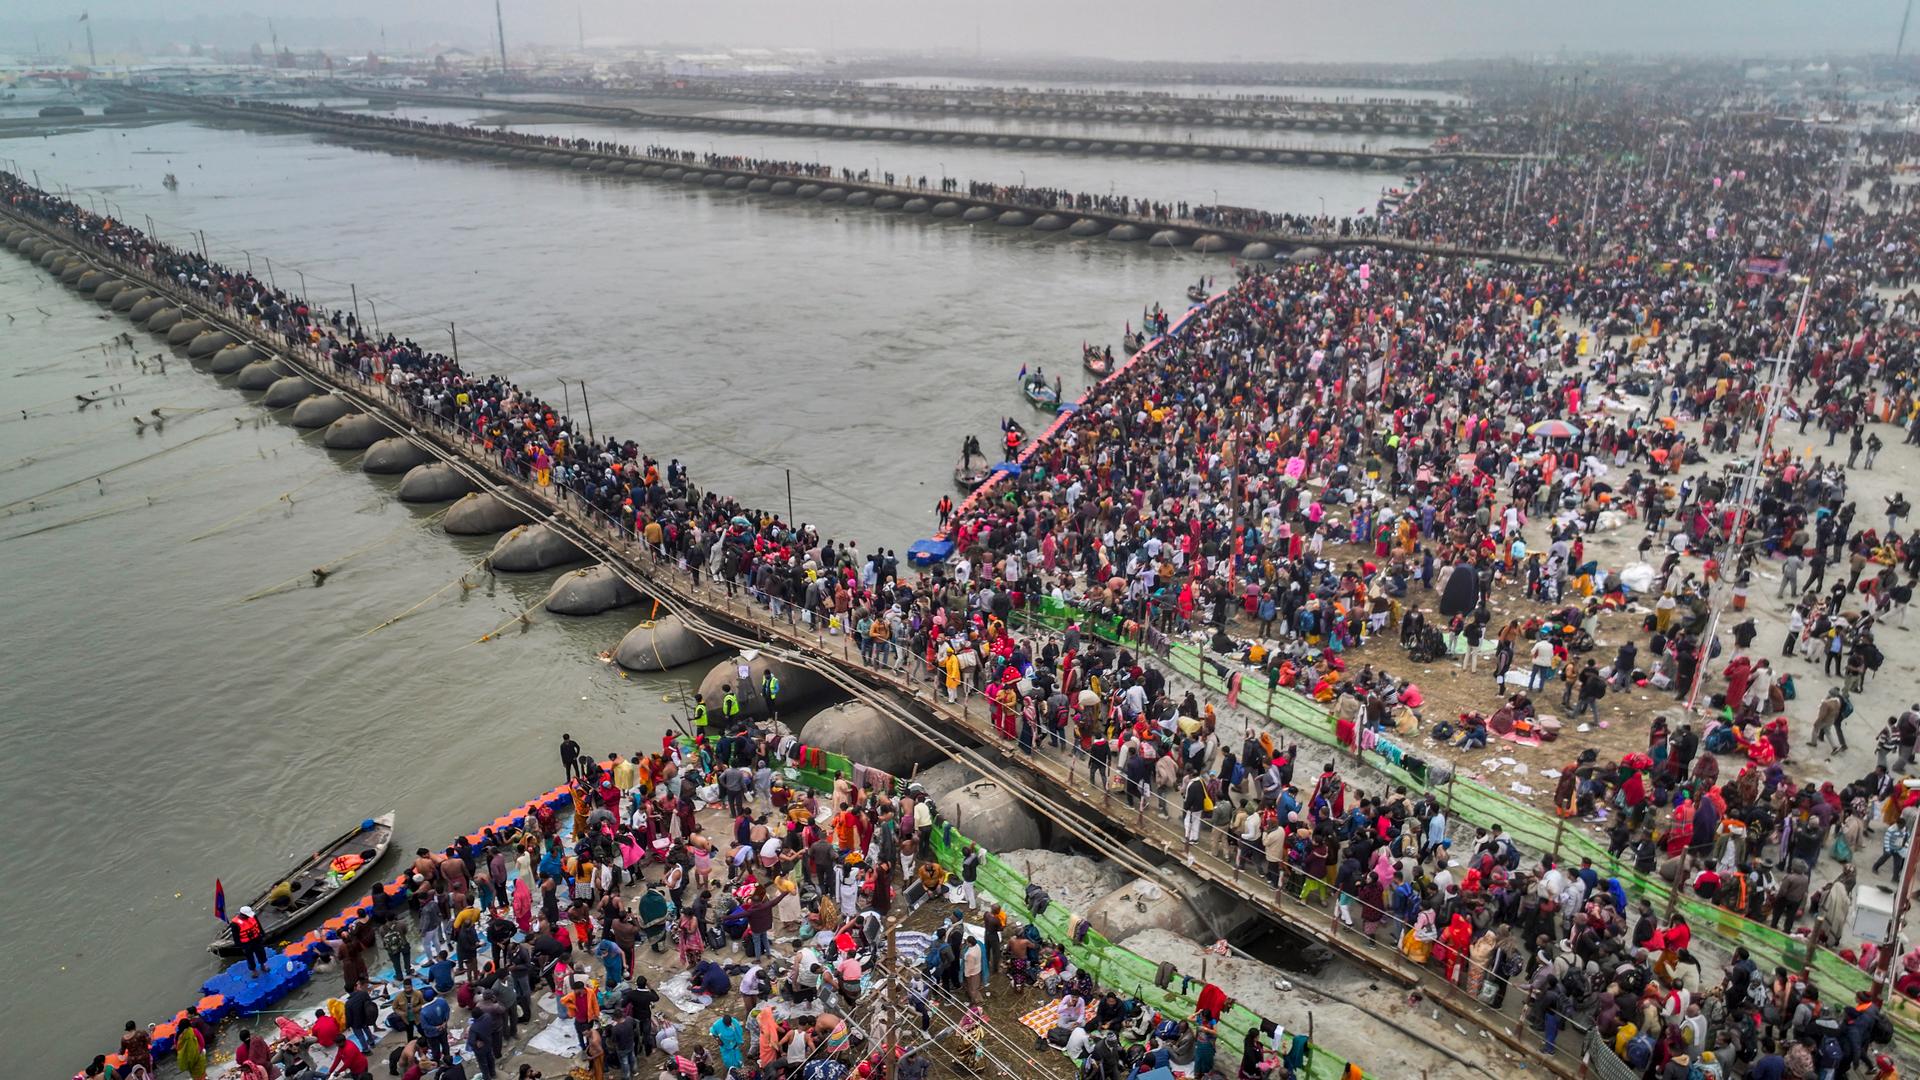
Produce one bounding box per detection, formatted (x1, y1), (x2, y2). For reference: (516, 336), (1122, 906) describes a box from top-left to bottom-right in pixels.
(528, 1018), (582, 1057)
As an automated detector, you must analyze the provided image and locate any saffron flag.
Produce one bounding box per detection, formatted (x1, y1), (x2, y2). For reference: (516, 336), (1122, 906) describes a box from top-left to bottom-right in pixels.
(214, 878), (226, 923)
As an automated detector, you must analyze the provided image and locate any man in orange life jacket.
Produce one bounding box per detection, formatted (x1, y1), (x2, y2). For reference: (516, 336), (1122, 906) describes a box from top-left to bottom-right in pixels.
(230, 904), (270, 974)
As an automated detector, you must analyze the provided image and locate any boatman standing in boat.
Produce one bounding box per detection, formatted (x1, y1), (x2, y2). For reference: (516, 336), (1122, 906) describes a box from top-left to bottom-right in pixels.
(227, 904), (270, 975)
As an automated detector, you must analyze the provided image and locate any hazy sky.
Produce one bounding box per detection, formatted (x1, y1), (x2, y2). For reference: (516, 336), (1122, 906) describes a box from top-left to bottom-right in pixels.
(6, 1), (1911, 62)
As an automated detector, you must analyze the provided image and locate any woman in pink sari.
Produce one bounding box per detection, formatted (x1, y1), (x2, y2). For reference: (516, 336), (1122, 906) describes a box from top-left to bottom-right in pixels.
(512, 875), (533, 929)
(678, 909), (704, 969)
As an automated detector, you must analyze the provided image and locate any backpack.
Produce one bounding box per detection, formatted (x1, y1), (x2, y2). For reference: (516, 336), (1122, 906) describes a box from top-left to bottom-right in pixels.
(1624, 1033), (1654, 1068)
(1561, 968), (1589, 1001)
(1873, 1010), (1895, 1044)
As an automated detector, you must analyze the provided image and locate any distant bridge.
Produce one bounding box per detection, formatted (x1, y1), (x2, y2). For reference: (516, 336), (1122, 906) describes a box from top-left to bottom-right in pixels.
(352, 88), (1520, 174)
(123, 89), (1564, 267)
(492, 80), (1467, 137)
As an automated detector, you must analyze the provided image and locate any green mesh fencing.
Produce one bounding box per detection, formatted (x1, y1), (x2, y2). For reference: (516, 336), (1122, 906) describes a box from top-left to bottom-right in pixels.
(1005, 603), (1919, 1053)
(732, 729), (1367, 1078)
(919, 817), (1364, 1080)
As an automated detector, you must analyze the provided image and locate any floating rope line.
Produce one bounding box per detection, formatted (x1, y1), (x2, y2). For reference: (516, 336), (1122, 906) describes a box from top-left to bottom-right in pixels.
(357, 552), (493, 638)
(0, 405), (231, 474)
(453, 595), (548, 652)
(0, 456), (261, 544)
(0, 426), (233, 513)
(184, 450), (367, 543)
(232, 504), (453, 604)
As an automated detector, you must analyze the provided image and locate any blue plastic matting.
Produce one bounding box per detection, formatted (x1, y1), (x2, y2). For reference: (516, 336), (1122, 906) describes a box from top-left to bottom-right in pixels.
(201, 952), (312, 1014)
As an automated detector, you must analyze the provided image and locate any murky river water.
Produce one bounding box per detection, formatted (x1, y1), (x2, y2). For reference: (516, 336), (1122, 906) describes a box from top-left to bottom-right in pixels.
(0, 112), (1381, 1075)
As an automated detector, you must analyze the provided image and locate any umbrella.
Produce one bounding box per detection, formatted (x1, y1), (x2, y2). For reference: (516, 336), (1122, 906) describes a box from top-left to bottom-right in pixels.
(1528, 419), (1583, 438)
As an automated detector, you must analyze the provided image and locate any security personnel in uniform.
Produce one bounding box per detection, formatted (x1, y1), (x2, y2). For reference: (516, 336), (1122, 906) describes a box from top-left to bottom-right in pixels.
(760, 671), (780, 720)
(721, 684), (742, 726)
(690, 696), (710, 737)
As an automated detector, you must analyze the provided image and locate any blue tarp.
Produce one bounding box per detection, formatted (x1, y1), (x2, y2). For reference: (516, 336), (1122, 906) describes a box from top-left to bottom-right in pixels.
(907, 538), (955, 566)
(988, 462), (1022, 476)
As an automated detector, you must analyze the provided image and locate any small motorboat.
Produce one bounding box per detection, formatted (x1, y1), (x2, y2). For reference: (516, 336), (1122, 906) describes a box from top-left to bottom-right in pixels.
(1083, 344), (1113, 377)
(1021, 371), (1060, 409)
(208, 813), (396, 955)
(1122, 330), (1147, 354)
(1186, 284), (1209, 303)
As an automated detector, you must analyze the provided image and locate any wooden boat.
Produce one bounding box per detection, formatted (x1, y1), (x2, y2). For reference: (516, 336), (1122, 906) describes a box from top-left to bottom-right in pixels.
(1083, 345), (1113, 377)
(954, 450), (992, 488)
(1021, 373), (1060, 409)
(1122, 330), (1146, 354)
(207, 813), (396, 955)
(1186, 284), (1209, 302)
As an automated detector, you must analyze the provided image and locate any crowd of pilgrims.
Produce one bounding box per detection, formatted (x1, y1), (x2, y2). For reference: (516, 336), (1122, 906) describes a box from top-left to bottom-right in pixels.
(20, 80), (1920, 1080)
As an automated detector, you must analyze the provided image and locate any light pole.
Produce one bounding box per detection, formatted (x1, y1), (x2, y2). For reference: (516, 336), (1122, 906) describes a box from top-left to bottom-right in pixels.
(367, 297), (381, 339)
(447, 322), (459, 365)
(1875, 779), (1920, 1004)
(296, 269), (308, 307)
(263, 256), (276, 291)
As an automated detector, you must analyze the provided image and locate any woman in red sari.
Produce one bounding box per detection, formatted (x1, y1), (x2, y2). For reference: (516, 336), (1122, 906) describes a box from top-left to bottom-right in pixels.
(1438, 914), (1474, 985)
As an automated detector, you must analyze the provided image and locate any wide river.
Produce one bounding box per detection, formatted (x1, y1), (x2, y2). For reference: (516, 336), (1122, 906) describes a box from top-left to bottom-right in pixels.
(0, 109), (1388, 1075)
